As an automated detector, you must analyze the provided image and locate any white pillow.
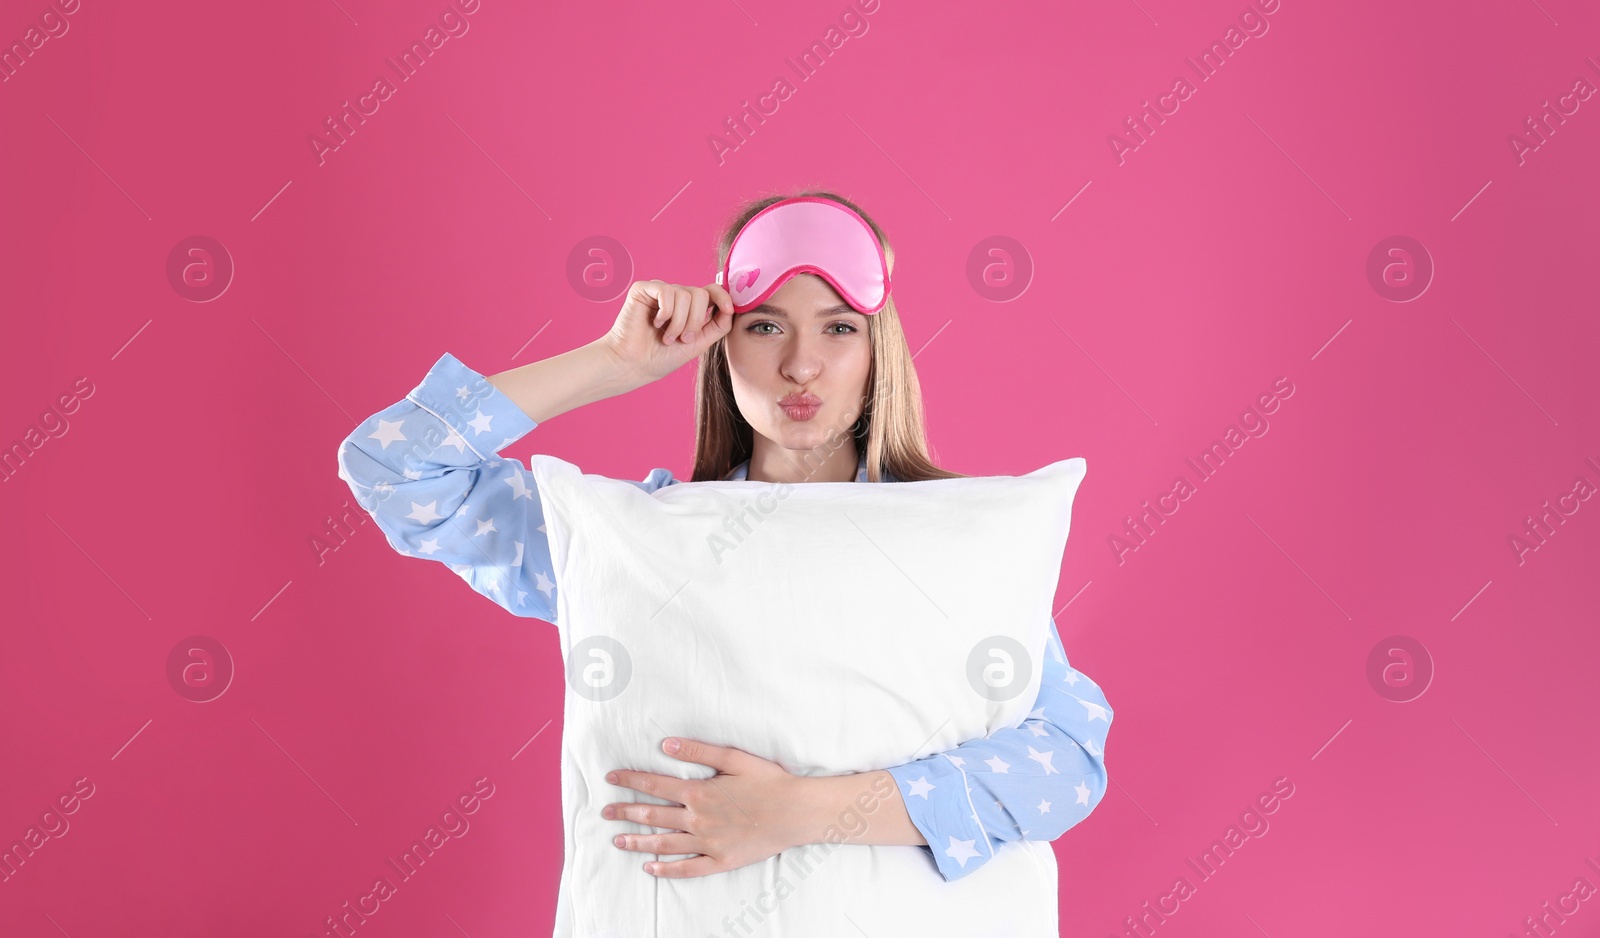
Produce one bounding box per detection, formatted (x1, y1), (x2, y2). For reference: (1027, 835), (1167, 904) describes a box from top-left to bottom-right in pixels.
(527, 453), (1088, 938)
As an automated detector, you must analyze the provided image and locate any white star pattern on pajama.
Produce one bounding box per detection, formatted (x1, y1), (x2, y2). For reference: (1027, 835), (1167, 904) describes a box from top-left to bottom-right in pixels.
(337, 351), (1115, 882)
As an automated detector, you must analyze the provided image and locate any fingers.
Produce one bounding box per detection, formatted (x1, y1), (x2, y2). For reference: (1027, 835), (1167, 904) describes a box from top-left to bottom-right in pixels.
(704, 284), (737, 339)
(645, 854), (724, 879)
(656, 282), (686, 345)
(603, 799), (691, 830)
(681, 286), (712, 345)
(643, 279), (669, 332)
(651, 283), (737, 347)
(663, 736), (746, 774)
(630, 279), (741, 349)
(606, 769), (693, 806)
(610, 829), (699, 858)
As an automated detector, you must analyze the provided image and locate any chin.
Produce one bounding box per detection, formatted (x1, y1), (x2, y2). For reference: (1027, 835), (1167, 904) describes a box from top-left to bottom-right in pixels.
(781, 424), (846, 455)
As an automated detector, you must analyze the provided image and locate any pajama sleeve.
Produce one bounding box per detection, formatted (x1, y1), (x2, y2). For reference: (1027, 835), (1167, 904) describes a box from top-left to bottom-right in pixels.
(335, 351), (675, 624)
(883, 615), (1113, 882)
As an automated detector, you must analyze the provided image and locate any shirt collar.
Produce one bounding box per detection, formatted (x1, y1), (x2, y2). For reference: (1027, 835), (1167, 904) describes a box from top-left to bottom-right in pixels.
(724, 452), (872, 483)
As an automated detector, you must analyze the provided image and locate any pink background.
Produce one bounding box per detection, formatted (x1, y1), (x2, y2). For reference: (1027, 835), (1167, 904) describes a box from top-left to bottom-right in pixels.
(3, 0), (1597, 935)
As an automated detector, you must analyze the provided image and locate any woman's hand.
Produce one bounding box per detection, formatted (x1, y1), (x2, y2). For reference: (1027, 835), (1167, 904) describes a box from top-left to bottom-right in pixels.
(602, 737), (815, 878)
(600, 280), (737, 387)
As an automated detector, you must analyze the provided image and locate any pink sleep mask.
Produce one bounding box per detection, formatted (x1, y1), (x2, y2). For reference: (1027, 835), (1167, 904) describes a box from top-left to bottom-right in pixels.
(716, 196), (891, 315)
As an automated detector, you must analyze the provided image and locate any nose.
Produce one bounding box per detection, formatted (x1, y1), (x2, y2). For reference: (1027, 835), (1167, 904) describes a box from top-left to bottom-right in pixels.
(778, 333), (825, 384)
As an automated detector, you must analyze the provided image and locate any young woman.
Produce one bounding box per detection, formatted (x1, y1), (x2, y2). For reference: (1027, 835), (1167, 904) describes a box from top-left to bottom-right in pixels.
(336, 190), (1113, 886)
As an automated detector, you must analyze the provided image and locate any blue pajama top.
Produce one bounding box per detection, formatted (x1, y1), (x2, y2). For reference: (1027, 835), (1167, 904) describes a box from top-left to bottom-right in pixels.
(336, 351), (1114, 882)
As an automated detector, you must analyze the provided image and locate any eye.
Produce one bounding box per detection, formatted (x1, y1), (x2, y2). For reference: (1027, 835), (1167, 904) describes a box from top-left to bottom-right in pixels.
(744, 320), (859, 335)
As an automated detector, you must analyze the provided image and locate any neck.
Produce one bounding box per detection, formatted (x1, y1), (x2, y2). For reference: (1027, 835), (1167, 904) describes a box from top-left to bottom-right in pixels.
(746, 438), (860, 484)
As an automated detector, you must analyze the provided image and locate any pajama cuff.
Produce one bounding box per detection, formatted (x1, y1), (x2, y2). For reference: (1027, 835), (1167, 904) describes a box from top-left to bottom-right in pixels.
(885, 754), (995, 882)
(406, 352), (539, 458)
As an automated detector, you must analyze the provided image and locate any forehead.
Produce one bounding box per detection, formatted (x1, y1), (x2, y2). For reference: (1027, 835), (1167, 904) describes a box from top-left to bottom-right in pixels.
(742, 273), (864, 317)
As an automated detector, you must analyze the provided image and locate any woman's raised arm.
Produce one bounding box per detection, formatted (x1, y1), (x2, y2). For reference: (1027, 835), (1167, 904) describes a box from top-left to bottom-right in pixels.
(487, 278), (736, 422)
(484, 338), (644, 425)
(334, 280), (736, 623)
(336, 350), (576, 622)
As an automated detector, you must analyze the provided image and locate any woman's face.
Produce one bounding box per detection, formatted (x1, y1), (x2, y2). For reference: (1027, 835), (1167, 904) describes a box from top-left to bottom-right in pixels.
(724, 273), (872, 460)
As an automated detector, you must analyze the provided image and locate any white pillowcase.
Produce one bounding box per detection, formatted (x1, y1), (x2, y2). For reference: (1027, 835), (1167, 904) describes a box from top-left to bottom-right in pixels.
(527, 454), (1088, 938)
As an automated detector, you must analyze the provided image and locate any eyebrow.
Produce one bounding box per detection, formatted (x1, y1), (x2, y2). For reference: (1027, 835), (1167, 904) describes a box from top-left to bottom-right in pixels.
(747, 303), (863, 318)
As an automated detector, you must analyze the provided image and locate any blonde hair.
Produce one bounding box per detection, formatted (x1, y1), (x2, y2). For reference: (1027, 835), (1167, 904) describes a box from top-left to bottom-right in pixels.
(689, 189), (965, 484)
